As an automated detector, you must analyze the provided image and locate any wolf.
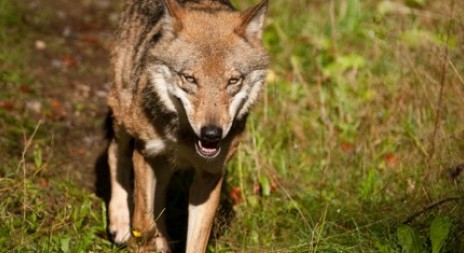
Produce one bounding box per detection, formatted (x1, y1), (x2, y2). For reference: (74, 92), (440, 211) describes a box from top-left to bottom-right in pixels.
(106, 0), (269, 251)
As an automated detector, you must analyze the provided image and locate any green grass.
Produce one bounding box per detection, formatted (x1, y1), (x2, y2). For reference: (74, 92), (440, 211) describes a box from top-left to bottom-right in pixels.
(1, 0), (464, 252)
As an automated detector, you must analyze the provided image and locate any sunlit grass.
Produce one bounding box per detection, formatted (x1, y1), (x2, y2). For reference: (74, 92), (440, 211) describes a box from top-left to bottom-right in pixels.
(217, 0), (464, 251)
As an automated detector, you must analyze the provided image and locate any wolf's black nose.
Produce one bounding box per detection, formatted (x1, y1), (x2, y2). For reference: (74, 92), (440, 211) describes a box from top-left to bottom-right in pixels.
(200, 125), (223, 141)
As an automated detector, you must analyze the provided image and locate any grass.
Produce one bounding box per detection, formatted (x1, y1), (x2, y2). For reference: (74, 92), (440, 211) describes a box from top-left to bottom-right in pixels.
(1, 0), (463, 252)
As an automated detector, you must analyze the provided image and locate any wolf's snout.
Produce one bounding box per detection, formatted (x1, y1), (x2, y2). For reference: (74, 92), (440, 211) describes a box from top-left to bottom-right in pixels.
(195, 125), (222, 158)
(200, 125), (223, 141)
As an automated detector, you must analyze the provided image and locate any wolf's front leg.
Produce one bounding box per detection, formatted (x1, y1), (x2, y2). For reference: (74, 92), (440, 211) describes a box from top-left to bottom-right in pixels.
(108, 134), (133, 244)
(186, 172), (224, 253)
(129, 147), (158, 252)
(151, 158), (174, 252)
(129, 148), (170, 253)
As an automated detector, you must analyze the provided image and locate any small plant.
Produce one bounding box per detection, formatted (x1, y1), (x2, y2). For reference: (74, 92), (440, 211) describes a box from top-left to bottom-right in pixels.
(397, 215), (453, 253)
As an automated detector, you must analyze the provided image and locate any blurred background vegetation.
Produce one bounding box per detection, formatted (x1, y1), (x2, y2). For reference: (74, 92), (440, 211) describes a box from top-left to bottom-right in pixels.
(0, 0), (463, 252)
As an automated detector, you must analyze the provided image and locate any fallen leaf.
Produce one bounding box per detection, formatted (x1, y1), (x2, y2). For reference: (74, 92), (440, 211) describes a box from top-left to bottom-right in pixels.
(38, 178), (49, 187)
(48, 99), (67, 121)
(62, 55), (78, 68)
(270, 176), (278, 192)
(253, 183), (261, 195)
(340, 141), (354, 153)
(385, 153), (397, 167)
(69, 148), (85, 156)
(50, 100), (63, 110)
(229, 187), (242, 205)
(19, 85), (33, 94)
(80, 35), (101, 45)
(0, 100), (15, 110)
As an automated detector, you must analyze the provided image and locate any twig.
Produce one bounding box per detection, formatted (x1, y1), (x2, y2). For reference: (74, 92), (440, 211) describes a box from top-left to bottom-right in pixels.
(448, 59), (464, 87)
(428, 0), (455, 162)
(18, 120), (43, 245)
(402, 196), (463, 224)
(329, 0), (337, 54)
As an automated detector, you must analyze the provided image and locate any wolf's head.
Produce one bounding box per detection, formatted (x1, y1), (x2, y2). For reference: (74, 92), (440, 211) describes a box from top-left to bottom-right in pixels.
(146, 0), (269, 159)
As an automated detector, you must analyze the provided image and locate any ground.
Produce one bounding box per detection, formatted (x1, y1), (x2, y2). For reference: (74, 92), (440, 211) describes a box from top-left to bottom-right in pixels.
(0, 0), (117, 186)
(1, 0), (123, 250)
(1, 0), (464, 252)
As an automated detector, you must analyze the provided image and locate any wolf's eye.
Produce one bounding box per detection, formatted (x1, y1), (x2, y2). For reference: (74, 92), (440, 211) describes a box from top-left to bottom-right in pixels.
(181, 74), (197, 84)
(228, 77), (242, 86)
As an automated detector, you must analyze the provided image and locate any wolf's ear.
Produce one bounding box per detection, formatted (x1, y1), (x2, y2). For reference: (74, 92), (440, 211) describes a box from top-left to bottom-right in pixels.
(237, 0), (268, 41)
(161, 0), (184, 33)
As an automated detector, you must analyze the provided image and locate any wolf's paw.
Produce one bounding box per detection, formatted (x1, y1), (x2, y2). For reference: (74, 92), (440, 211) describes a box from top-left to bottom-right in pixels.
(109, 215), (131, 244)
(108, 201), (131, 244)
(128, 242), (170, 252)
(155, 236), (171, 253)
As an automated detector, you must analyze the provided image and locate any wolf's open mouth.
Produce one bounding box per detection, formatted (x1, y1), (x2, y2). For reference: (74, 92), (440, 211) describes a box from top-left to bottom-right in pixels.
(195, 139), (221, 158)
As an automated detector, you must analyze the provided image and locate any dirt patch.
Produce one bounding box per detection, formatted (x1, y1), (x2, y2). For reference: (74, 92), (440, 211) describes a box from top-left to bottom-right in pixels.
(1, 0), (124, 189)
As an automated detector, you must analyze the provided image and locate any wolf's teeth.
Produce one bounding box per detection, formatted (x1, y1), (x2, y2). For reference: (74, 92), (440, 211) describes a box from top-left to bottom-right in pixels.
(196, 139), (220, 157)
(202, 147), (216, 154)
(201, 144), (217, 154)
